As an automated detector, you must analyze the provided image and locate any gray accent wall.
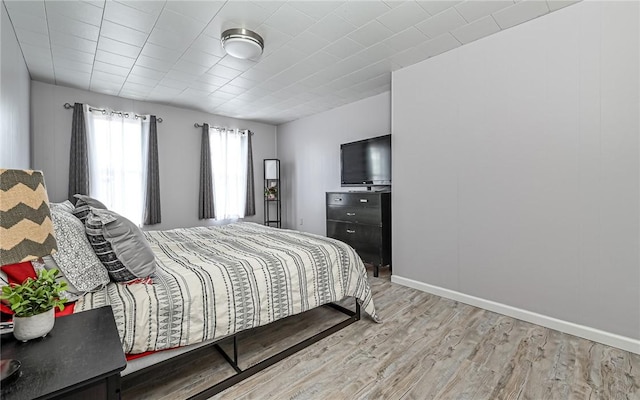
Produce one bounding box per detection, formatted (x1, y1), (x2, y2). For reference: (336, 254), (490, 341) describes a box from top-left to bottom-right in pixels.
(1, 3), (30, 169)
(276, 92), (390, 235)
(392, 1), (639, 339)
(31, 81), (277, 230)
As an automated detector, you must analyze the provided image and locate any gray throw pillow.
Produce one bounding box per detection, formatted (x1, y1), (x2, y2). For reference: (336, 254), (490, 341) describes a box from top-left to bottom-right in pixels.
(49, 208), (110, 292)
(72, 194), (108, 222)
(85, 209), (156, 282)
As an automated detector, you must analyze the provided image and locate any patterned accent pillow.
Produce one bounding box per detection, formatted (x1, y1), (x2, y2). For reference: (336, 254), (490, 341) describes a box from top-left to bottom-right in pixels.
(49, 208), (110, 292)
(31, 257), (81, 302)
(85, 209), (156, 283)
(72, 194), (108, 223)
(50, 200), (75, 214)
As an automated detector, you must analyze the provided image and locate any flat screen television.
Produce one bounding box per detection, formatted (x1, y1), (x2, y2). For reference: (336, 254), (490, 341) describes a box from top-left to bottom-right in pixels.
(341, 134), (391, 188)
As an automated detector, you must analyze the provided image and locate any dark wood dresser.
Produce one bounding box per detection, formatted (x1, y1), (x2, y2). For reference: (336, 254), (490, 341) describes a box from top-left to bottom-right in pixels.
(326, 191), (391, 277)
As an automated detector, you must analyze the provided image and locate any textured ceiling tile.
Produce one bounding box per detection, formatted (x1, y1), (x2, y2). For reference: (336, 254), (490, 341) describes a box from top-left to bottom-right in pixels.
(51, 45), (96, 64)
(191, 34), (227, 58)
(95, 49), (136, 69)
(376, 1), (430, 32)
(139, 43), (181, 63)
(288, 1), (342, 19)
(163, 0), (225, 24)
(45, 1), (104, 26)
(136, 55), (173, 73)
(217, 56), (257, 72)
(286, 31), (332, 56)
(208, 64), (243, 80)
(103, 1), (159, 33)
(94, 60), (131, 77)
(415, 7), (467, 38)
(450, 15), (502, 44)
(53, 58), (93, 74)
(415, 0), (463, 16)
(348, 20), (395, 48)
(48, 13), (100, 41)
(147, 28), (195, 50)
(50, 30), (98, 54)
(100, 20), (149, 47)
(253, 25), (293, 56)
(14, 28), (51, 49)
(125, 74), (161, 87)
(547, 0), (581, 12)
(130, 65), (166, 80)
(416, 32), (462, 58)
(455, 1), (515, 23)
(334, 0), (391, 26)
(97, 37), (142, 59)
(6, 11), (48, 35)
(116, 0), (166, 15)
(263, 3), (317, 36)
(181, 48), (222, 68)
(4, 1), (47, 19)
(308, 12), (356, 42)
(493, 0), (550, 29)
(383, 26), (430, 52)
(323, 37), (365, 59)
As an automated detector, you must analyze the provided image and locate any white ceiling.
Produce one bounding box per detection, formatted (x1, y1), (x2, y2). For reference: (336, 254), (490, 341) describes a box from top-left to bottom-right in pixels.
(4, 0), (580, 125)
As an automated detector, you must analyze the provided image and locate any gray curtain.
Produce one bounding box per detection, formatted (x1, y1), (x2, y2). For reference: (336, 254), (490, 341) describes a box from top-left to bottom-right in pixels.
(68, 102), (89, 202)
(199, 124), (215, 219)
(244, 130), (255, 216)
(144, 115), (161, 225)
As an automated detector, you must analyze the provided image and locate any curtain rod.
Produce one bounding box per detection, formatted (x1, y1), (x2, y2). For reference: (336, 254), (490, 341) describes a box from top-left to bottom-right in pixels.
(63, 103), (163, 123)
(194, 123), (253, 135)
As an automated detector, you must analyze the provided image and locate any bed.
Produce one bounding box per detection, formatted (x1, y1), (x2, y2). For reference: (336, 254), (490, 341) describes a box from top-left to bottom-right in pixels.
(72, 221), (379, 398)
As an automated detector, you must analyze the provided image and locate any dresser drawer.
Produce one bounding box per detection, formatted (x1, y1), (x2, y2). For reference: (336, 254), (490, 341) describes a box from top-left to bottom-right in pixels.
(326, 222), (382, 253)
(326, 205), (381, 225)
(326, 192), (380, 207)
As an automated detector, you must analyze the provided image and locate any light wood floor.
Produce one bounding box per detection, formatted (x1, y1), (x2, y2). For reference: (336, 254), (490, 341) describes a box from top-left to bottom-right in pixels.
(123, 267), (640, 400)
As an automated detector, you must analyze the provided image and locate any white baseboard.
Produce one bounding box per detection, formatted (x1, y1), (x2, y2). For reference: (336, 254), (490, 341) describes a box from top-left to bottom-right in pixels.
(391, 275), (640, 355)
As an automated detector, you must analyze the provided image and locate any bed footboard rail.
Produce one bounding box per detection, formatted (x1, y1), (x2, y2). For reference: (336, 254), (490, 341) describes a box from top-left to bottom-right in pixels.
(123, 298), (361, 399)
(202, 299), (360, 399)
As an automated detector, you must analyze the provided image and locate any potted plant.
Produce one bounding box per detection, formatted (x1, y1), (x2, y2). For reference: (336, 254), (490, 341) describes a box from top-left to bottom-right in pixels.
(0, 269), (67, 342)
(264, 185), (278, 200)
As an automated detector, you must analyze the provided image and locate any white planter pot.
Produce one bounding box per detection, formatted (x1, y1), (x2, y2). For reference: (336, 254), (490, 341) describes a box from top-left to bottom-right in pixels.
(13, 308), (55, 342)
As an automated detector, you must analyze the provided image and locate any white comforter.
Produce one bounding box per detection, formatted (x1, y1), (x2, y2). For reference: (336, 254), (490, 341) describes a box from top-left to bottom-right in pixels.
(75, 222), (378, 354)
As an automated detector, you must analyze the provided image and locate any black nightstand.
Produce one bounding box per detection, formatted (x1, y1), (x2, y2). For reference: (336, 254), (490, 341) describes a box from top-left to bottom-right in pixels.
(1, 306), (126, 400)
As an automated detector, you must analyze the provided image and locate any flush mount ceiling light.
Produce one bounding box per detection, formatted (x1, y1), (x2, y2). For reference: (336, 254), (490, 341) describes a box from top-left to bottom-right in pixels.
(221, 28), (264, 60)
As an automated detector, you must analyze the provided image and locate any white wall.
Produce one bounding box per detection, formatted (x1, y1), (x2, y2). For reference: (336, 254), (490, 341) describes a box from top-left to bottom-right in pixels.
(31, 82), (277, 230)
(0, 3), (30, 169)
(393, 1), (639, 343)
(276, 92), (391, 234)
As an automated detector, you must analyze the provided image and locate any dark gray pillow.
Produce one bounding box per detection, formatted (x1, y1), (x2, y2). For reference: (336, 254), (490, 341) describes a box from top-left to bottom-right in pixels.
(48, 208), (110, 292)
(72, 194), (108, 222)
(85, 209), (156, 282)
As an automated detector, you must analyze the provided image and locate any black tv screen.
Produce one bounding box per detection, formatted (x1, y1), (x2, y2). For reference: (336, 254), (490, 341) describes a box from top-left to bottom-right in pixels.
(341, 134), (391, 187)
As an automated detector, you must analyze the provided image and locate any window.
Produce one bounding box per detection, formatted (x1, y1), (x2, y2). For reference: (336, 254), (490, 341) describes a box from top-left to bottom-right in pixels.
(209, 128), (249, 220)
(84, 105), (149, 226)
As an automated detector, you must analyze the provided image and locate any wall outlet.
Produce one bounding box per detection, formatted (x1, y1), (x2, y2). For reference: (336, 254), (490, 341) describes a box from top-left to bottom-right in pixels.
(299, 218), (303, 226)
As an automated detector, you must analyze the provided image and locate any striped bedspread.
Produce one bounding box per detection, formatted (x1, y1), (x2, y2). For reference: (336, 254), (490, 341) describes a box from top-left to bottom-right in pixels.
(75, 222), (378, 354)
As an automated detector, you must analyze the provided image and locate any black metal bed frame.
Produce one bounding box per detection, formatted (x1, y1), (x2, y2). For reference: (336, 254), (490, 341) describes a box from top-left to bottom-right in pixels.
(122, 299), (361, 399)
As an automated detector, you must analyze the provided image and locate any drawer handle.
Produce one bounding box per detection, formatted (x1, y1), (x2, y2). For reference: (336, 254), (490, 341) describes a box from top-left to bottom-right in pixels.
(346, 229), (356, 234)
(346, 212), (356, 216)
(359, 199), (368, 203)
